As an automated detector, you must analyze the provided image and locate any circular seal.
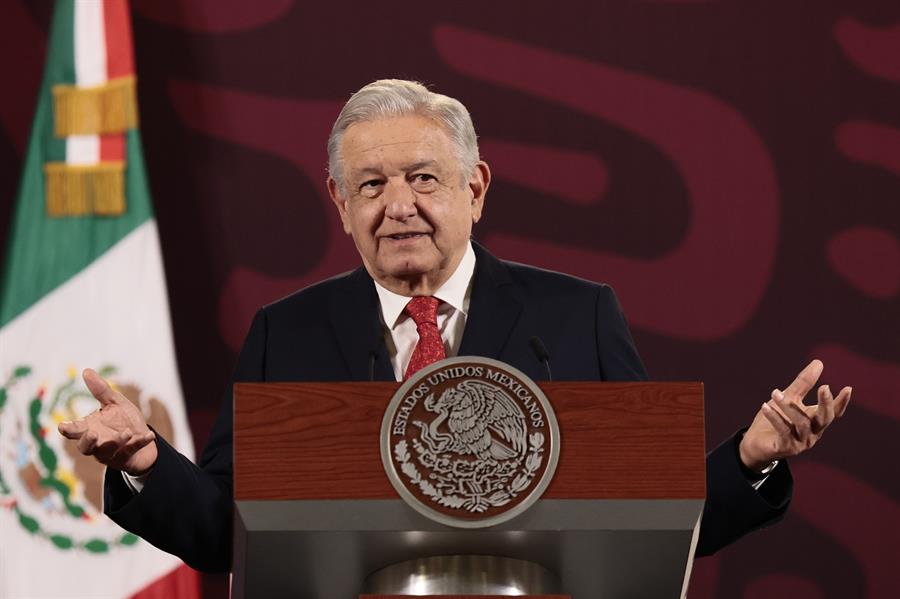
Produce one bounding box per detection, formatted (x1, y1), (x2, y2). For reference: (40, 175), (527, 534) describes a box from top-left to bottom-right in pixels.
(381, 356), (560, 528)
(0, 364), (172, 554)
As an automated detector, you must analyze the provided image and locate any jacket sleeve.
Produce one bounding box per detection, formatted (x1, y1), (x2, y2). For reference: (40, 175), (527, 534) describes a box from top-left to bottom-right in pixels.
(593, 286), (792, 556)
(103, 308), (269, 573)
(696, 430), (792, 556)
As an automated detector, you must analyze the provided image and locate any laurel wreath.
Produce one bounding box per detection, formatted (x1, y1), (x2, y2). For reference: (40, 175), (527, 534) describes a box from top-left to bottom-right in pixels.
(394, 431), (545, 513)
(0, 366), (140, 553)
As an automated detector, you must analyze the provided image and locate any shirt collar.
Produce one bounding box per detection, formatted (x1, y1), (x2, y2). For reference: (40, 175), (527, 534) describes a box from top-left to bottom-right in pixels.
(373, 241), (477, 329)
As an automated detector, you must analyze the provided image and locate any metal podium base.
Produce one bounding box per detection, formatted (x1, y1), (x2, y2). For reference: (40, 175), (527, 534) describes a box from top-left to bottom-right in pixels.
(363, 555), (563, 595)
(233, 498), (704, 598)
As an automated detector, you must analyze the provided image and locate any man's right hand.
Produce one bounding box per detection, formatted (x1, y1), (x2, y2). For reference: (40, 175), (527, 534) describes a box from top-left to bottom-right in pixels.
(58, 368), (158, 476)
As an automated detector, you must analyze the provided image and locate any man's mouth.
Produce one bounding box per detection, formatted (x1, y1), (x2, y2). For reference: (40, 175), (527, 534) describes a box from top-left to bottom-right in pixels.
(385, 233), (427, 240)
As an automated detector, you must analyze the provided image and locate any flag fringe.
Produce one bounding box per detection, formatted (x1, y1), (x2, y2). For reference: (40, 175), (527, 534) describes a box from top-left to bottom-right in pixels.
(52, 76), (138, 136)
(44, 162), (126, 216)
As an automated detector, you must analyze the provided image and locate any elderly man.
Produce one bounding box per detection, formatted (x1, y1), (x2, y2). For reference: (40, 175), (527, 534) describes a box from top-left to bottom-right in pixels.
(60, 79), (850, 573)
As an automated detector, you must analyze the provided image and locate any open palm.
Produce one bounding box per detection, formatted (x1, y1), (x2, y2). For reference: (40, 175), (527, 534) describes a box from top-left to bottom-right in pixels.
(739, 360), (851, 471)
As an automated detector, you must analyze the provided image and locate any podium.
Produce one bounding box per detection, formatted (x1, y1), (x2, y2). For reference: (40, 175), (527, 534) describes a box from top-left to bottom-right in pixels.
(232, 381), (705, 598)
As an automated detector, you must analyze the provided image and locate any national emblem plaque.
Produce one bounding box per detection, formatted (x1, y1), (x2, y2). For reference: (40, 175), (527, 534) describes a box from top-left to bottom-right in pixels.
(381, 356), (560, 528)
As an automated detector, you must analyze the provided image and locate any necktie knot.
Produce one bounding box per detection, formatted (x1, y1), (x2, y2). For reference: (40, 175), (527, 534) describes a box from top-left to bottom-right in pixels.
(405, 296), (440, 328)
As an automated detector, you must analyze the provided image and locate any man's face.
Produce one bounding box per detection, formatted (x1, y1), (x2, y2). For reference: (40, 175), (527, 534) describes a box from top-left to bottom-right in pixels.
(328, 115), (489, 295)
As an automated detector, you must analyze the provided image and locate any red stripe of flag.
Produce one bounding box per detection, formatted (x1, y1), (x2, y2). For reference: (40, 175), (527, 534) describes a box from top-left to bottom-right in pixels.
(104, 0), (134, 78)
(99, 133), (125, 161)
(100, 0), (134, 162)
(127, 564), (200, 599)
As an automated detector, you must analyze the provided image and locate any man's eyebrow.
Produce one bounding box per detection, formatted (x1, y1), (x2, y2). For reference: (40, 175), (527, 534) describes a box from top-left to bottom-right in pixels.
(350, 161), (442, 179)
(348, 166), (385, 180)
(404, 160), (440, 171)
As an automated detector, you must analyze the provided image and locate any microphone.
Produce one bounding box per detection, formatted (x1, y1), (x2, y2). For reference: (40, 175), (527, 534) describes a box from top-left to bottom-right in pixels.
(529, 336), (552, 381)
(368, 327), (386, 382)
(368, 347), (378, 382)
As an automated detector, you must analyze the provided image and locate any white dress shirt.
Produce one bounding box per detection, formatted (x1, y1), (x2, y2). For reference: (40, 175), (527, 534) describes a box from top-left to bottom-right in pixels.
(373, 242), (477, 381)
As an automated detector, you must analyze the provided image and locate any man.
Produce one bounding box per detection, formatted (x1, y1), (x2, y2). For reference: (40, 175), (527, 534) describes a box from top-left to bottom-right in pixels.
(60, 80), (851, 574)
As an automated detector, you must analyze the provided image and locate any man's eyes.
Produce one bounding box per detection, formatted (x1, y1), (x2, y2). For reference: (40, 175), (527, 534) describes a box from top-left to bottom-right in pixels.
(355, 174), (437, 196)
(410, 173), (438, 189)
(357, 179), (383, 197)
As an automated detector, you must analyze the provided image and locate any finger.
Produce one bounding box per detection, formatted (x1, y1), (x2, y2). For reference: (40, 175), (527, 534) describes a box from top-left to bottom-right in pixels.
(834, 386), (852, 418)
(773, 391), (812, 440)
(119, 430), (154, 453)
(82, 368), (120, 407)
(768, 389), (791, 423)
(783, 359), (824, 401)
(770, 393), (811, 439)
(58, 420), (87, 439)
(94, 431), (133, 463)
(111, 430), (154, 462)
(761, 401), (793, 437)
(108, 431), (156, 472)
(76, 430), (99, 455)
(812, 385), (835, 433)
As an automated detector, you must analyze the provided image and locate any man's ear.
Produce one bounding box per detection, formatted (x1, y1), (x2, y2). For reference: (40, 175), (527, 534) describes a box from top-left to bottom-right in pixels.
(327, 176), (353, 235)
(468, 161), (491, 224)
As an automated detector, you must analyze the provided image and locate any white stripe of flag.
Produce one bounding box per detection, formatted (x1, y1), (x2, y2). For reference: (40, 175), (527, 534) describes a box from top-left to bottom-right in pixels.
(67, 0), (107, 165)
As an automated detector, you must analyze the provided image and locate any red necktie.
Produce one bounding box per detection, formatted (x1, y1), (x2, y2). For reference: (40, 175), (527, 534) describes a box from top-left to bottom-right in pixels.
(403, 296), (446, 380)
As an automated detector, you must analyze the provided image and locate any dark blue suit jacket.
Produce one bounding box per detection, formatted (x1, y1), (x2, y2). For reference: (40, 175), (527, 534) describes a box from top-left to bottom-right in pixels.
(105, 243), (791, 573)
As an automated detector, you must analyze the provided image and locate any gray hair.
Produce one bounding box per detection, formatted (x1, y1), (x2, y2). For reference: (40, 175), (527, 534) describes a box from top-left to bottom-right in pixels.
(327, 79), (480, 192)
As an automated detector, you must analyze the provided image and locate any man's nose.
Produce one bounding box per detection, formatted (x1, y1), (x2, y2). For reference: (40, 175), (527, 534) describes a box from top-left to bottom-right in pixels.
(383, 179), (417, 220)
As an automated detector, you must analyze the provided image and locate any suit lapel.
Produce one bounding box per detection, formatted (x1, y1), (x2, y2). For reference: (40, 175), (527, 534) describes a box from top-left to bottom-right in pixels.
(458, 243), (523, 359)
(329, 268), (395, 382)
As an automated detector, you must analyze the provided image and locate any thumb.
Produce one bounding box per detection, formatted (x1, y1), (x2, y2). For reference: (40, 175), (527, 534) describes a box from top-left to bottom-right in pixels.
(58, 419), (87, 439)
(82, 368), (119, 407)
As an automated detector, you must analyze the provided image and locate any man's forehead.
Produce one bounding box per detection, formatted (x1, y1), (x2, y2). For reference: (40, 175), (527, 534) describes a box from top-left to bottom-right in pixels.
(342, 118), (457, 175)
(343, 116), (452, 153)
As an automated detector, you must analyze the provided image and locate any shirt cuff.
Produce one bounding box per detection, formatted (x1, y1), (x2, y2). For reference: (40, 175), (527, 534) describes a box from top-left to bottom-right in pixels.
(121, 469), (151, 493)
(735, 430), (779, 489)
(749, 459), (780, 490)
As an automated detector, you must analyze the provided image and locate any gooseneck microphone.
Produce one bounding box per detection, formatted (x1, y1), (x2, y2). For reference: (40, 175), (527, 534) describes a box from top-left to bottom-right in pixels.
(368, 348), (379, 382)
(368, 328), (385, 382)
(528, 336), (553, 381)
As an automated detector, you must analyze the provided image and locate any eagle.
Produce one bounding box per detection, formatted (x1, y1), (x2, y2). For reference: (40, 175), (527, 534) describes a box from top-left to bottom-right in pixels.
(414, 380), (527, 461)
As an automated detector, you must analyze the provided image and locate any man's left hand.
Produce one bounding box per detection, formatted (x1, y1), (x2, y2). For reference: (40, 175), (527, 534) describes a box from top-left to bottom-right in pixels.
(739, 359), (851, 472)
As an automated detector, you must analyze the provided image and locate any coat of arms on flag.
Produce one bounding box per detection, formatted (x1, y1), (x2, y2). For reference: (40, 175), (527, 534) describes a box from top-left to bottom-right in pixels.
(0, 1), (198, 596)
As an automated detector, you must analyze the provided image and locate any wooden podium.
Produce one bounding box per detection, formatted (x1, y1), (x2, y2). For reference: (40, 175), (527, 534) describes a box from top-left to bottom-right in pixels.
(232, 381), (705, 598)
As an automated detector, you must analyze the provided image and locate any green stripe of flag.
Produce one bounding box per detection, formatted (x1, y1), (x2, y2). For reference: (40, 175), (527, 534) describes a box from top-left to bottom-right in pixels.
(0, 0), (154, 327)
(43, 0), (74, 164)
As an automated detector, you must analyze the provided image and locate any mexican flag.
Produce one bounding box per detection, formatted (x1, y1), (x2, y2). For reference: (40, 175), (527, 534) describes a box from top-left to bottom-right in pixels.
(0, 1), (198, 597)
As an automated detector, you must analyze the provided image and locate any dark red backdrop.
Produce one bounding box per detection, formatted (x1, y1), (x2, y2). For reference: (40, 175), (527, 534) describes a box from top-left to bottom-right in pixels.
(2, 1), (898, 597)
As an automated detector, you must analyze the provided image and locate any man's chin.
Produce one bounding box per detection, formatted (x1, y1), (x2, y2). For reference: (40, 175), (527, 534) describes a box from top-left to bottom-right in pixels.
(385, 264), (433, 279)
(377, 252), (438, 278)
(373, 260), (442, 286)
